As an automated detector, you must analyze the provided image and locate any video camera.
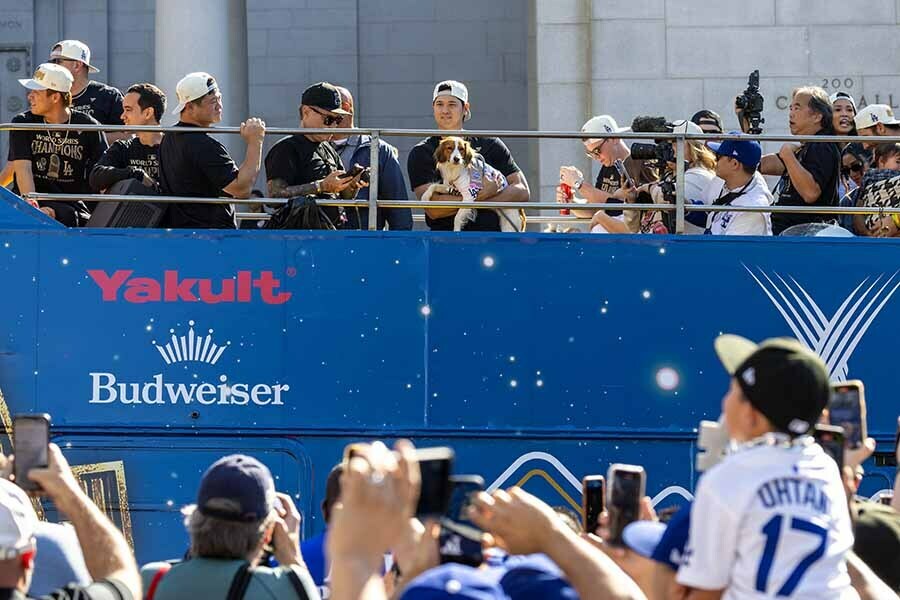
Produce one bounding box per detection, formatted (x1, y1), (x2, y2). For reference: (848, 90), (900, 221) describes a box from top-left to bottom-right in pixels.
(735, 69), (764, 135)
(629, 116), (676, 165)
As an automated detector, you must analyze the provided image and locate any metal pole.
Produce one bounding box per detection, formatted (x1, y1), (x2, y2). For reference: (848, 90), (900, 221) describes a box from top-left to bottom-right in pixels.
(675, 135), (685, 234)
(368, 130), (380, 231)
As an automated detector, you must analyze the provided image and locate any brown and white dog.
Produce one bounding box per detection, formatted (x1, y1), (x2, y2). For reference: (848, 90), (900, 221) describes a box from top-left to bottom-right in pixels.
(421, 137), (523, 232)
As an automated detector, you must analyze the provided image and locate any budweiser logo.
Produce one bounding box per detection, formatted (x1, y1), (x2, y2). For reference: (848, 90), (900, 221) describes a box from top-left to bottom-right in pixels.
(89, 320), (289, 407)
(87, 270), (292, 304)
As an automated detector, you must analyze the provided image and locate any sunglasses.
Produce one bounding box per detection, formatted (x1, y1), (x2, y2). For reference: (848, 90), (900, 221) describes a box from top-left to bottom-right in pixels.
(840, 162), (864, 176)
(309, 106), (344, 126)
(584, 139), (608, 159)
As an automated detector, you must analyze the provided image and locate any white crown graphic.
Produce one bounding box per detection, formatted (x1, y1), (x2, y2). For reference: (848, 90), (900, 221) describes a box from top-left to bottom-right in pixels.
(152, 320), (230, 365)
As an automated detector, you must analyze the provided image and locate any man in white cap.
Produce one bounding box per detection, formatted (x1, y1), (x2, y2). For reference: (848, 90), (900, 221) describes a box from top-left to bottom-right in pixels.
(49, 40), (125, 142)
(853, 104), (900, 150)
(158, 72), (266, 229)
(558, 114), (657, 232)
(7, 63), (108, 226)
(0, 445), (140, 599)
(407, 79), (530, 231)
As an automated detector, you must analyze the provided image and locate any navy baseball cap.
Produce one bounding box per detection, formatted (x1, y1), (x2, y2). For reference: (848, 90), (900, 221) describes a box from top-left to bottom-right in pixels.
(498, 554), (577, 600)
(400, 564), (508, 600)
(196, 455), (276, 522)
(622, 503), (692, 571)
(707, 132), (762, 168)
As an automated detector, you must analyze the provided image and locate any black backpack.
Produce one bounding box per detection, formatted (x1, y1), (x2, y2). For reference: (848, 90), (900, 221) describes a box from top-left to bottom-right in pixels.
(264, 196), (337, 230)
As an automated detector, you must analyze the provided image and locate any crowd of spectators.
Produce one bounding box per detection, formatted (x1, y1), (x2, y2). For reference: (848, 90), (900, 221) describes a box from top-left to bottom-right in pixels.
(0, 333), (896, 599)
(3, 39), (900, 235)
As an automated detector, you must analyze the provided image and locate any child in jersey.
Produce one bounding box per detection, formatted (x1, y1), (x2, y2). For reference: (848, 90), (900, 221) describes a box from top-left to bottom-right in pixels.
(677, 335), (858, 600)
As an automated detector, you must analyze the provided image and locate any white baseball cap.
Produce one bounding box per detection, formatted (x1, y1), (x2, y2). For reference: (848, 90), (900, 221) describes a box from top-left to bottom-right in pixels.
(854, 104), (900, 130)
(172, 72), (219, 115)
(433, 80), (468, 104)
(0, 479), (37, 560)
(582, 115), (630, 146)
(18, 63), (74, 93)
(670, 119), (703, 135)
(49, 40), (99, 73)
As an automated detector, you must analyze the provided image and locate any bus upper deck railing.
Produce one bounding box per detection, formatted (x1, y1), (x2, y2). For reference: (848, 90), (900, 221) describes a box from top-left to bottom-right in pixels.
(4, 123), (900, 232)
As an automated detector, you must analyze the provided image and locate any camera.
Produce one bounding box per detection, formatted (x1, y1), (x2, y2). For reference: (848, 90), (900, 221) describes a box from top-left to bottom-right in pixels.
(630, 116), (676, 164)
(735, 70), (765, 135)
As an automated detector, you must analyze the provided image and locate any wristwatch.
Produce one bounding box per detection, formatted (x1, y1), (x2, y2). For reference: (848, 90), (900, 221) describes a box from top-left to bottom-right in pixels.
(315, 179), (323, 194)
(574, 178), (585, 191)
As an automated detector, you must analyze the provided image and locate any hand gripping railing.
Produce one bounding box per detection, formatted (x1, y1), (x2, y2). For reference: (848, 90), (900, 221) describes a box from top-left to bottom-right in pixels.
(5, 122), (900, 233)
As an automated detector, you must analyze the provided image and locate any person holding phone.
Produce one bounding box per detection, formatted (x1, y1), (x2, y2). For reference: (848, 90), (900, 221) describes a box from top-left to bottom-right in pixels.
(0, 443), (141, 600)
(265, 81), (367, 228)
(677, 334), (856, 599)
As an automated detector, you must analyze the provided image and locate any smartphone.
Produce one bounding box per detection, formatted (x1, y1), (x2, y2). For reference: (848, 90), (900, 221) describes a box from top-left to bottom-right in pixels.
(414, 447), (455, 519)
(439, 475), (484, 567)
(829, 380), (867, 449)
(814, 424), (846, 470)
(582, 475), (605, 534)
(614, 159), (636, 189)
(606, 464), (645, 546)
(13, 414), (50, 492)
(338, 164), (369, 180)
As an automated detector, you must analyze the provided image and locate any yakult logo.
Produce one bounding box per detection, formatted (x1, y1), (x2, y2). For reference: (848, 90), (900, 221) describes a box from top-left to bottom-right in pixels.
(89, 320), (290, 406)
(87, 270), (292, 304)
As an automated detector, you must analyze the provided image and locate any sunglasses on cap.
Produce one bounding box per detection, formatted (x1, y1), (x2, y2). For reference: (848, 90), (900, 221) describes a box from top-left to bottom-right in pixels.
(309, 106), (344, 126)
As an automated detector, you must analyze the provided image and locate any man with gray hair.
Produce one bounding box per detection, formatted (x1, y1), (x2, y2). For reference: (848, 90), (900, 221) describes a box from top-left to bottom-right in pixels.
(749, 86), (840, 234)
(140, 454), (317, 599)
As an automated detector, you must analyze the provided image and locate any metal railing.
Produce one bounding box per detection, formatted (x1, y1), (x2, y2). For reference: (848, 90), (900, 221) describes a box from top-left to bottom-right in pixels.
(4, 122), (900, 233)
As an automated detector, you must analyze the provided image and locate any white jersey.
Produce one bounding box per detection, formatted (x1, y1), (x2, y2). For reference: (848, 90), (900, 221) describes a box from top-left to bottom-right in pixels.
(703, 171), (773, 236)
(677, 436), (857, 600)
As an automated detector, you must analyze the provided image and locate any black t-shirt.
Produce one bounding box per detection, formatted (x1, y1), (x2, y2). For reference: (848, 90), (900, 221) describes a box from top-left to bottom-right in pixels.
(7, 110), (108, 226)
(265, 134), (345, 226)
(89, 136), (160, 192)
(0, 578), (131, 600)
(71, 81), (124, 126)
(407, 136), (520, 231)
(772, 131), (840, 235)
(158, 122), (238, 229)
(593, 156), (657, 217)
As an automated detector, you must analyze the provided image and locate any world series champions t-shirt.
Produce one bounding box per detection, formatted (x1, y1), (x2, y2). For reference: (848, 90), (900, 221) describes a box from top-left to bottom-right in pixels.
(89, 137), (160, 192)
(592, 156), (657, 216)
(71, 81), (124, 126)
(7, 110), (108, 226)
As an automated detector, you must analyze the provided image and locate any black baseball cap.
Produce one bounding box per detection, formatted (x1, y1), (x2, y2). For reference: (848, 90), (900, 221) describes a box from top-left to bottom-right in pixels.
(196, 454), (276, 522)
(691, 110), (724, 134)
(715, 334), (831, 435)
(301, 82), (351, 115)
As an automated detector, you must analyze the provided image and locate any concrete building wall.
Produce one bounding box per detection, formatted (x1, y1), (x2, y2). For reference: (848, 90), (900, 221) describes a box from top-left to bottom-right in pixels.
(4, 1), (900, 205)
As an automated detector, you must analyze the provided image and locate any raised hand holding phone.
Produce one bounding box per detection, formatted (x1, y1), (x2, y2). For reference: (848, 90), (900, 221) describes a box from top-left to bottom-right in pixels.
(13, 413), (50, 493)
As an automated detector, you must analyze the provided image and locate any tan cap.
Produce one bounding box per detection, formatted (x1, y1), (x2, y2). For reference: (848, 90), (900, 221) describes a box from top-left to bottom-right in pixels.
(18, 63), (74, 93)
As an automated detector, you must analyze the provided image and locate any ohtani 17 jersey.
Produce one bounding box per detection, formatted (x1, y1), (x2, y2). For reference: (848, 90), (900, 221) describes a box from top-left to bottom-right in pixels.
(677, 436), (858, 600)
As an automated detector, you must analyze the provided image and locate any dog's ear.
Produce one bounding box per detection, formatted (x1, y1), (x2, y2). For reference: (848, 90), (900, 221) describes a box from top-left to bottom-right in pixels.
(433, 138), (449, 163)
(462, 140), (475, 164)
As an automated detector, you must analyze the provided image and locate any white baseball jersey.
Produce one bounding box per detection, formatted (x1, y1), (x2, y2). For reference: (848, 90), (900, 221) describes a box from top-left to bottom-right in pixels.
(677, 435), (858, 600)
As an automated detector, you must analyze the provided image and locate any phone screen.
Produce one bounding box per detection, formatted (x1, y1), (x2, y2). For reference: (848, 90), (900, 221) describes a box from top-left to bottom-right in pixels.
(582, 476), (605, 534)
(14, 415), (49, 492)
(414, 448), (454, 519)
(814, 425), (845, 470)
(607, 469), (643, 545)
(829, 387), (862, 447)
(439, 477), (484, 567)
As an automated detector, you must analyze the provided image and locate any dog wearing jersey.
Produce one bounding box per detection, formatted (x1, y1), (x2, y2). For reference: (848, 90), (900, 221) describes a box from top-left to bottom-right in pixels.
(421, 137), (523, 232)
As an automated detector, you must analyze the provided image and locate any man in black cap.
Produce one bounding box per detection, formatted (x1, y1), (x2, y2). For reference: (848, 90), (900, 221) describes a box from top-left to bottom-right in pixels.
(677, 335), (857, 600)
(140, 454), (316, 599)
(265, 82), (368, 228)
